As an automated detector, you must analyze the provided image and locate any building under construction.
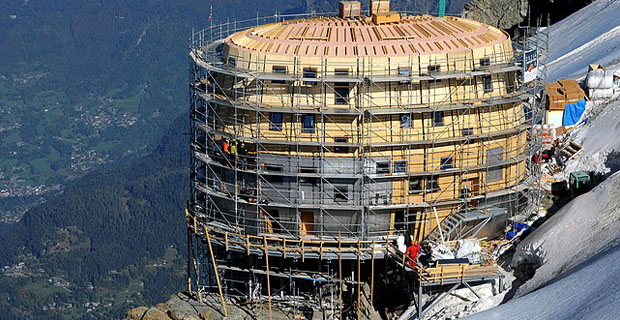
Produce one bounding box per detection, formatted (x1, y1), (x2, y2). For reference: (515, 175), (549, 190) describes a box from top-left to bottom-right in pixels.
(187, 2), (548, 318)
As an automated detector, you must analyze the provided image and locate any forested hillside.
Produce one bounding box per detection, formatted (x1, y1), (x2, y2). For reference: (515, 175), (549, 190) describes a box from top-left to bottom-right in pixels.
(0, 1), (470, 318)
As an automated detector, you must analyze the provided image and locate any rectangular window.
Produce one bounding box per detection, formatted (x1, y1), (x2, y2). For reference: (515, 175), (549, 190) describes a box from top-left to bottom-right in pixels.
(426, 176), (440, 193)
(394, 161), (407, 173)
(377, 161), (391, 174)
(334, 137), (349, 153)
(301, 115), (315, 133)
(487, 147), (504, 183)
(462, 128), (473, 144)
(265, 165), (283, 184)
(300, 167), (317, 174)
(427, 65), (441, 74)
(408, 177), (424, 194)
(433, 111), (444, 126)
(272, 65), (287, 84)
(299, 177), (318, 185)
(266, 174), (283, 184)
(335, 68), (349, 76)
(398, 67), (411, 77)
(400, 114), (412, 128)
(440, 157), (454, 170)
(269, 112), (283, 131)
(303, 67), (317, 85)
(265, 165), (283, 172)
(335, 86), (350, 105)
(228, 57), (236, 67)
(483, 76), (493, 93)
(480, 58), (491, 67)
(334, 186), (349, 202)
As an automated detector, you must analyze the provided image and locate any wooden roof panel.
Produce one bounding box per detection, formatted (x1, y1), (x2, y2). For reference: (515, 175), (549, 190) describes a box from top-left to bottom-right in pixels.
(226, 15), (509, 58)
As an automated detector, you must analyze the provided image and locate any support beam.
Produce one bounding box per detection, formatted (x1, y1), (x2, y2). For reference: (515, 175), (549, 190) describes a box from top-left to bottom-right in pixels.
(422, 282), (461, 316)
(463, 281), (481, 300)
(370, 241), (376, 306)
(205, 226), (227, 317)
(264, 235), (272, 320)
(438, 0), (446, 17)
(339, 232), (343, 320)
(357, 241), (361, 320)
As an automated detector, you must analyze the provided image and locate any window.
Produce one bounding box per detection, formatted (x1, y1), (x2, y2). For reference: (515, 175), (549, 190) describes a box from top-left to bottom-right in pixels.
(394, 161), (407, 173)
(269, 112), (283, 131)
(376, 162), (391, 174)
(335, 68), (349, 76)
(272, 66), (287, 84)
(440, 157), (453, 170)
(408, 177), (424, 194)
(299, 177), (318, 185)
(301, 115), (315, 133)
(228, 57), (236, 67)
(300, 167), (317, 174)
(462, 128), (473, 144)
(487, 147), (504, 183)
(400, 114), (412, 128)
(265, 165), (282, 172)
(265, 165), (283, 184)
(334, 186), (349, 202)
(334, 137), (349, 153)
(433, 111), (444, 126)
(303, 67), (317, 85)
(335, 86), (350, 105)
(426, 177), (440, 193)
(398, 67), (411, 77)
(483, 76), (493, 93)
(480, 58), (490, 67)
(427, 65), (441, 74)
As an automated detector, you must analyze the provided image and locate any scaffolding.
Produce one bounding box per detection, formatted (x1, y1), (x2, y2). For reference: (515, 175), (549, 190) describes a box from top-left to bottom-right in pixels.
(186, 10), (548, 319)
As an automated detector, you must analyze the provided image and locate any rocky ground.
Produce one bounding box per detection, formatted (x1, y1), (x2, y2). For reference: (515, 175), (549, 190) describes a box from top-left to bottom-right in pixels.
(125, 284), (381, 320)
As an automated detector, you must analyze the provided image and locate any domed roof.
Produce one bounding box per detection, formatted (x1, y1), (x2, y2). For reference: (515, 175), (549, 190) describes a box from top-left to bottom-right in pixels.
(225, 15), (509, 58)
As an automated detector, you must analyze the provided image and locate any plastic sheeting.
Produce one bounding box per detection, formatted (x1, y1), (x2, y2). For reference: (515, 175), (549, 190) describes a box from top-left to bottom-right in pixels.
(586, 70), (614, 89)
(431, 244), (456, 260)
(589, 88), (615, 100)
(563, 98), (586, 126)
(456, 239), (482, 264)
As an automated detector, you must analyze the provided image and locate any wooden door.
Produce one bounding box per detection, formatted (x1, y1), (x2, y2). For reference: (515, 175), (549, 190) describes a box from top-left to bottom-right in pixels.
(300, 212), (314, 236)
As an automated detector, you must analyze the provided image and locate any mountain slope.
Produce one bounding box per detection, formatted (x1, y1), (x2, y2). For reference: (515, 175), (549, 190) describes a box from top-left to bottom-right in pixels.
(547, 0), (620, 80)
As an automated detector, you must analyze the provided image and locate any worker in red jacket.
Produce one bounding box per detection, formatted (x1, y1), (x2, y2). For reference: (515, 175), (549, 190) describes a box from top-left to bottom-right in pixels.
(405, 241), (421, 267)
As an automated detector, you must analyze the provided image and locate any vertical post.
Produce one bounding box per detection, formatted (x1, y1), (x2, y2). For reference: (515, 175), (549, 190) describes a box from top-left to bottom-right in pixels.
(185, 209), (192, 294)
(264, 235), (272, 320)
(205, 227), (227, 317)
(417, 279), (423, 319)
(438, 0), (446, 17)
(357, 241), (361, 320)
(339, 232), (343, 320)
(370, 241), (376, 306)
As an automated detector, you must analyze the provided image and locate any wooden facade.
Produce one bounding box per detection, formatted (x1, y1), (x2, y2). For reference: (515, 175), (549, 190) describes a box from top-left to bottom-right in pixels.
(189, 14), (529, 245)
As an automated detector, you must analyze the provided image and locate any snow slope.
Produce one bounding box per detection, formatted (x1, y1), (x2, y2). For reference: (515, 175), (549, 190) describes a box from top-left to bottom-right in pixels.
(564, 97), (620, 175)
(463, 241), (620, 320)
(547, 0), (620, 80)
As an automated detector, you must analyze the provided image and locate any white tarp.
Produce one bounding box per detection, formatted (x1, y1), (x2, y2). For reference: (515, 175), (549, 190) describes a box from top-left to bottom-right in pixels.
(586, 70), (614, 89)
(589, 88), (614, 100)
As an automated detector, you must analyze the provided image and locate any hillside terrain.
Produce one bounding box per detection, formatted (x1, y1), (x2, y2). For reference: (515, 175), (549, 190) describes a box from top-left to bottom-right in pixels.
(0, 1), (473, 318)
(0, 0), (600, 319)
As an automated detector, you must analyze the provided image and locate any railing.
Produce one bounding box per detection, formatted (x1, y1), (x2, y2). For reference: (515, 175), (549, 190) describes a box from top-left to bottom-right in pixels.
(190, 10), (464, 50)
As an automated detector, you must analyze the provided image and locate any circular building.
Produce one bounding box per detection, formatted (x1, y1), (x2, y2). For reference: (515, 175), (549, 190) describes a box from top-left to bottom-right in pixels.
(189, 12), (527, 259)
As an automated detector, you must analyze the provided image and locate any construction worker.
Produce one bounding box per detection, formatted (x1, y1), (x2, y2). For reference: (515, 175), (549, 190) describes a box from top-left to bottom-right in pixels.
(229, 140), (237, 163)
(222, 139), (230, 154)
(405, 241), (421, 268)
(238, 143), (248, 168)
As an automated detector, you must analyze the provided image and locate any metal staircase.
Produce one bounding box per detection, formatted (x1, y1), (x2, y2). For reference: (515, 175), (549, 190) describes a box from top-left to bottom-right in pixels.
(426, 207), (508, 244)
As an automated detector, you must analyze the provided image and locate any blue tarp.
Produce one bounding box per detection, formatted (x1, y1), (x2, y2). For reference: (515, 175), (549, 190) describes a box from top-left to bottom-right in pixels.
(563, 98), (586, 126)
